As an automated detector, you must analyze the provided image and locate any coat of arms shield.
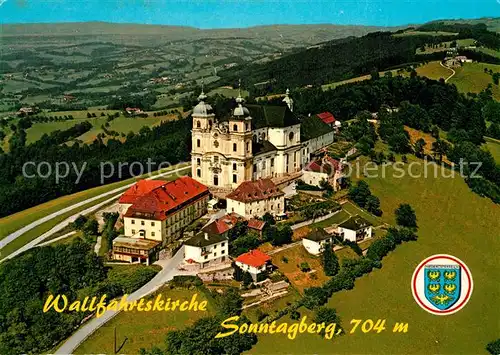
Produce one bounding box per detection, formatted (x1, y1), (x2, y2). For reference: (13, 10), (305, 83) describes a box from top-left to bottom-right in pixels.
(424, 265), (461, 310)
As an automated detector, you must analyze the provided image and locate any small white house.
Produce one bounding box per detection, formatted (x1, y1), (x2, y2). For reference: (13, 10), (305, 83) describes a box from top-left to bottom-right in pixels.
(302, 228), (335, 255)
(338, 216), (372, 243)
(235, 249), (272, 281)
(184, 232), (228, 268)
(302, 155), (344, 190)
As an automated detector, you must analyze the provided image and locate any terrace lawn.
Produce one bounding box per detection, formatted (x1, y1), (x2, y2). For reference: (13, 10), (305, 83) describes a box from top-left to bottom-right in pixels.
(74, 287), (214, 354)
(249, 158), (499, 354)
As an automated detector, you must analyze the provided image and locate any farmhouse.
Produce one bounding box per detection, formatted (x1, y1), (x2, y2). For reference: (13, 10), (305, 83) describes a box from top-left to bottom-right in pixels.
(302, 228), (335, 255)
(111, 236), (161, 265)
(122, 176), (209, 244)
(302, 155), (344, 190)
(191, 88), (335, 190)
(184, 232), (229, 267)
(202, 213), (267, 238)
(338, 215), (373, 243)
(226, 178), (285, 218)
(235, 249), (272, 281)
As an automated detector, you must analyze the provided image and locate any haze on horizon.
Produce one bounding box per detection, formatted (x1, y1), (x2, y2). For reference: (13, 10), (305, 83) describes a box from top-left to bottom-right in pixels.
(1, 0), (499, 29)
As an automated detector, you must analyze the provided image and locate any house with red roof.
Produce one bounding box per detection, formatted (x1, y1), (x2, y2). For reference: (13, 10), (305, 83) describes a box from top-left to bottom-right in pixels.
(202, 213), (268, 239)
(235, 249), (272, 281)
(226, 178), (285, 218)
(118, 179), (168, 214)
(317, 112), (336, 126)
(122, 176), (209, 244)
(302, 155), (344, 190)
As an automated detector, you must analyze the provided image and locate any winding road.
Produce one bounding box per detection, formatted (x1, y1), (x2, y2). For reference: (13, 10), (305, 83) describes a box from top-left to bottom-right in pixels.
(55, 246), (189, 354)
(0, 165), (190, 262)
(440, 61), (456, 83)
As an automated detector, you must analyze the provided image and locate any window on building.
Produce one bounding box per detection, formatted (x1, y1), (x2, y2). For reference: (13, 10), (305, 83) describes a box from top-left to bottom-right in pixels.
(262, 161), (266, 169)
(151, 232), (155, 236)
(245, 123), (249, 131)
(204, 255), (208, 260)
(196, 139), (201, 148)
(233, 124), (238, 132)
(214, 156), (219, 163)
(141, 221), (145, 226)
(222, 243), (225, 247)
(233, 163), (237, 170)
(132, 229), (135, 234)
(221, 250), (225, 255)
(196, 121), (201, 128)
(151, 222), (155, 226)
(197, 158), (201, 166)
(214, 175), (219, 186)
(197, 169), (201, 177)
(246, 142), (250, 152)
(131, 220), (135, 224)
(233, 143), (237, 152)
(253, 164), (257, 173)
(214, 252), (217, 257)
(271, 158), (274, 167)
(233, 174), (237, 183)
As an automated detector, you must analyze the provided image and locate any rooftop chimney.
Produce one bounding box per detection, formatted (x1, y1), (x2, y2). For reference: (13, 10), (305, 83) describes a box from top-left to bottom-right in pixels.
(204, 232), (209, 241)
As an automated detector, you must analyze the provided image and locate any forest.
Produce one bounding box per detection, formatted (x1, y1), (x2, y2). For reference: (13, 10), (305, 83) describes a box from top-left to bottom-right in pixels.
(220, 23), (500, 95)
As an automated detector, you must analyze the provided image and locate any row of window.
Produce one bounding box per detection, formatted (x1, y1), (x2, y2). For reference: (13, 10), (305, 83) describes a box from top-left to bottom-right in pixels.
(203, 249), (226, 260)
(131, 220), (155, 226)
(195, 139), (251, 154)
(194, 121), (250, 132)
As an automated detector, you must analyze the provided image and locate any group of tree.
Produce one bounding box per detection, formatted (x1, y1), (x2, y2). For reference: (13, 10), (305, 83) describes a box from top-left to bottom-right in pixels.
(348, 180), (383, 216)
(139, 284), (257, 355)
(321, 242), (339, 276)
(0, 239), (158, 354)
(0, 116), (192, 217)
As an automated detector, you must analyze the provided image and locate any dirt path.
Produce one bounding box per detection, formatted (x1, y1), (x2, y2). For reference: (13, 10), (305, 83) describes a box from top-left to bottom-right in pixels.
(440, 61), (456, 82)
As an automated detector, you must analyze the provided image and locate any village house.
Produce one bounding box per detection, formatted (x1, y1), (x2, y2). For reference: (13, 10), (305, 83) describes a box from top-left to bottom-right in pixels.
(302, 155), (344, 190)
(122, 176), (209, 244)
(111, 236), (161, 265)
(17, 107), (38, 116)
(202, 213), (268, 238)
(226, 178), (285, 218)
(235, 249), (272, 281)
(125, 107), (143, 116)
(338, 215), (373, 243)
(302, 228), (335, 255)
(183, 232), (229, 268)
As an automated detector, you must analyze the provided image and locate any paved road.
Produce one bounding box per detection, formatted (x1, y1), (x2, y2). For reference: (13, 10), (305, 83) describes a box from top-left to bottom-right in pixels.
(55, 246), (188, 354)
(0, 166), (190, 259)
(440, 61), (456, 82)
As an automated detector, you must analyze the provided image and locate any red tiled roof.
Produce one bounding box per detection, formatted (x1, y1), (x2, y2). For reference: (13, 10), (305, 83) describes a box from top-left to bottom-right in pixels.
(119, 179), (168, 204)
(304, 156), (341, 175)
(235, 249), (271, 268)
(202, 213), (241, 235)
(126, 107), (141, 111)
(248, 219), (266, 231)
(317, 112), (336, 125)
(226, 179), (284, 203)
(124, 176), (209, 220)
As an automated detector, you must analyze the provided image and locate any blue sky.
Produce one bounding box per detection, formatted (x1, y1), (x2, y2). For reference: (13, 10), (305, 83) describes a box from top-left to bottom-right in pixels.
(1, 0), (499, 29)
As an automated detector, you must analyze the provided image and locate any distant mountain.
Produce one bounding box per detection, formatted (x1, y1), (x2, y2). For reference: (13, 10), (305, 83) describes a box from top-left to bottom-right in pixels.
(0, 22), (405, 47)
(428, 17), (500, 33)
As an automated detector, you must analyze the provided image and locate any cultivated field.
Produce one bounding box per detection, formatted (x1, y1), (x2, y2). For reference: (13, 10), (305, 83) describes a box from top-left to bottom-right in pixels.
(448, 62), (500, 101)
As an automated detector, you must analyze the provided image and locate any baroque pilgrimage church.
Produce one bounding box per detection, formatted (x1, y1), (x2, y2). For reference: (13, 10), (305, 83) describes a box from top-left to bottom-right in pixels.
(191, 88), (338, 190)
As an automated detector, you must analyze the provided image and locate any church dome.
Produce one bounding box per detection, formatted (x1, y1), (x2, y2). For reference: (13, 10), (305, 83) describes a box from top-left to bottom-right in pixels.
(233, 93), (250, 117)
(193, 91), (213, 116)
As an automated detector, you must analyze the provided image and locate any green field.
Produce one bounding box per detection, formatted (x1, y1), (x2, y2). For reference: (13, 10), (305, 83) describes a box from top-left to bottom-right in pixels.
(484, 136), (500, 164)
(208, 86), (250, 98)
(75, 287), (214, 354)
(250, 158), (500, 354)
(394, 30), (458, 37)
(449, 62), (500, 101)
(415, 61), (453, 81)
(0, 163), (189, 241)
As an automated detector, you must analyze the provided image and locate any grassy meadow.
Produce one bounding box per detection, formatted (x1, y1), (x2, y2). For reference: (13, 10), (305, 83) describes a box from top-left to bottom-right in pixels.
(249, 158), (500, 354)
(448, 62), (500, 100)
(484, 136), (500, 164)
(74, 287), (214, 354)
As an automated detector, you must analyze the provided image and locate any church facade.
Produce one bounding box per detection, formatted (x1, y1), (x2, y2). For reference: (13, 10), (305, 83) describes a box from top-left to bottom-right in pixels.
(191, 89), (334, 190)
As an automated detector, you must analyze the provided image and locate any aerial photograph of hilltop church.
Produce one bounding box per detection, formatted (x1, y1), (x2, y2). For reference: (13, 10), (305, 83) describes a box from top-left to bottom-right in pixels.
(0, 1), (499, 354)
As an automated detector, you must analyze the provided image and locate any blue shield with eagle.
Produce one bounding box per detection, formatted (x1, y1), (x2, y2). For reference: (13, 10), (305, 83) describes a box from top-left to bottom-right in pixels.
(424, 265), (461, 310)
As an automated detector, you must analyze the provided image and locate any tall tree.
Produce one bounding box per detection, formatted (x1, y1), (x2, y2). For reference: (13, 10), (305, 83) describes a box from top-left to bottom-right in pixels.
(395, 203), (418, 229)
(322, 243), (339, 276)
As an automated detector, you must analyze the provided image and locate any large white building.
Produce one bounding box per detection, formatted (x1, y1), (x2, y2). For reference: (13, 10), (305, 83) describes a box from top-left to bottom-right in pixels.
(338, 216), (373, 243)
(191, 88), (335, 190)
(184, 232), (229, 267)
